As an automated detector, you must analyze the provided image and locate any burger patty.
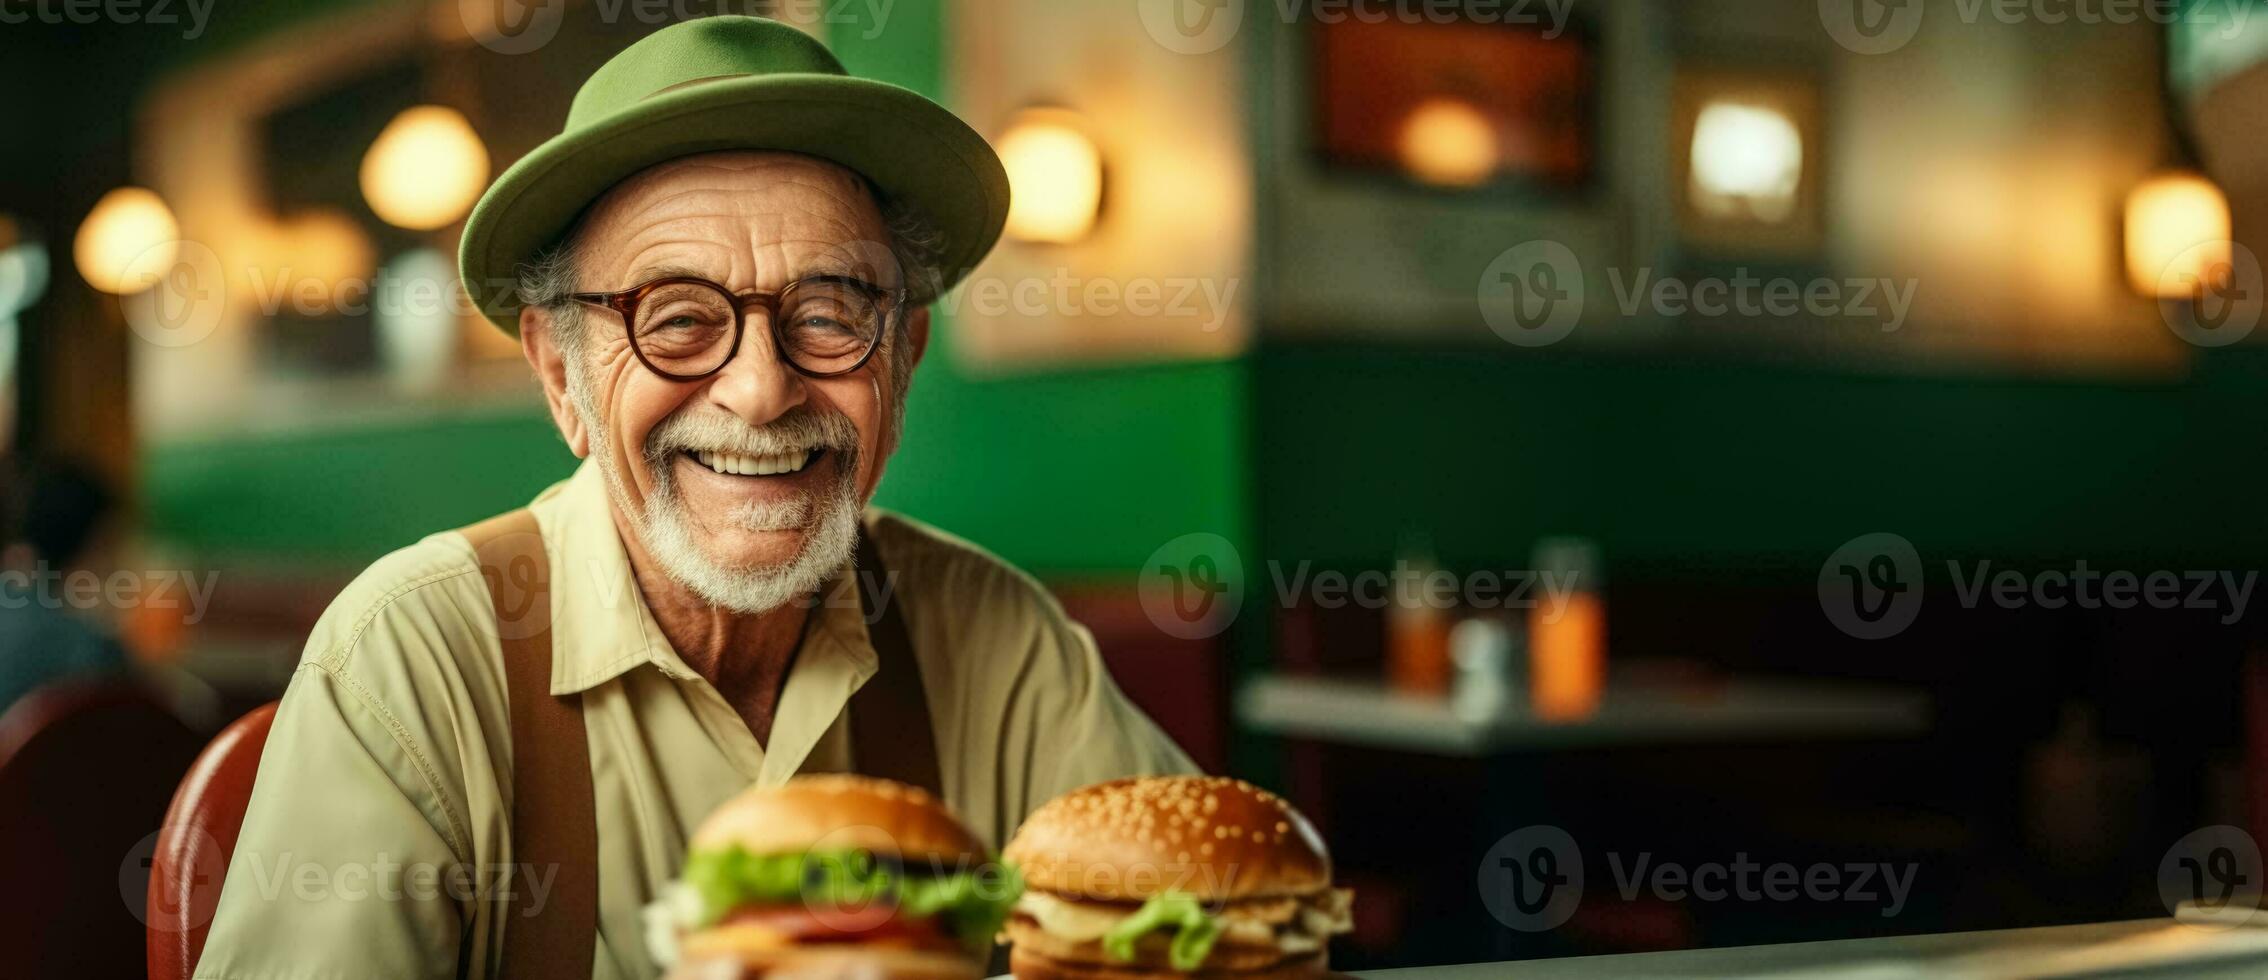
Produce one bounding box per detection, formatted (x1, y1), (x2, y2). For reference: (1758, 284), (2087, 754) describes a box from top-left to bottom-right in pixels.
(1011, 889), (1353, 954)
(1004, 916), (1302, 974)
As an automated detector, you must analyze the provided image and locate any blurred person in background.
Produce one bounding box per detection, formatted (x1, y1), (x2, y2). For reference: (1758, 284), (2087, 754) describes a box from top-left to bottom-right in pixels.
(196, 17), (1191, 979)
(0, 455), (128, 712)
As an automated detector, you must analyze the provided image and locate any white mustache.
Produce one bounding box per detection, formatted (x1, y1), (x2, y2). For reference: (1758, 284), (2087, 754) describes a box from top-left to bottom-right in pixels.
(645, 409), (858, 461)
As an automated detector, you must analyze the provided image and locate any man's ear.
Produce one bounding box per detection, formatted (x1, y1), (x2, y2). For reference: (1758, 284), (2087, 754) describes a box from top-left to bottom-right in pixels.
(521, 306), (590, 459)
(905, 305), (931, 370)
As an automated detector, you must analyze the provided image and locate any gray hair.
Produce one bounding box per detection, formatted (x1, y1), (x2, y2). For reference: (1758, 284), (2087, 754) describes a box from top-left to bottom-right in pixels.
(516, 189), (945, 414)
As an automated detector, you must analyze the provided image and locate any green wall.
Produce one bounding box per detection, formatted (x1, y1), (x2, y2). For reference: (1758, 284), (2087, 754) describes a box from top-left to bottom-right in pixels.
(1252, 343), (2268, 579)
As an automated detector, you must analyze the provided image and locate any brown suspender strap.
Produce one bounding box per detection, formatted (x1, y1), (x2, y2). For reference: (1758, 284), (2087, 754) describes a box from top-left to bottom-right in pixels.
(847, 529), (944, 797)
(461, 509), (597, 980)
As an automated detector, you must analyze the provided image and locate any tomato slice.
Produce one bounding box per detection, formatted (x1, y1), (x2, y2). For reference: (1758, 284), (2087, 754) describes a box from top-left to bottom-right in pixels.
(720, 903), (959, 951)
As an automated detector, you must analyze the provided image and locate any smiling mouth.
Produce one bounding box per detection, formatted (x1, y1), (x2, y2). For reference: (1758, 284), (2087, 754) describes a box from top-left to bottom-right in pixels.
(686, 447), (825, 477)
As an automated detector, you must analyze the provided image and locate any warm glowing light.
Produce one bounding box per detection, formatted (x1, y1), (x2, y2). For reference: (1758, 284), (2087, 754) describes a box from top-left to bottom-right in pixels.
(1689, 101), (1804, 223)
(74, 187), (180, 294)
(1396, 98), (1497, 187)
(998, 108), (1104, 244)
(265, 209), (377, 313)
(2125, 171), (2232, 298)
(361, 105), (490, 231)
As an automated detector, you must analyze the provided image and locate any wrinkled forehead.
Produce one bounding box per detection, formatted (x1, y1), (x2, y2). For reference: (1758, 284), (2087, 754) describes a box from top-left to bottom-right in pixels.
(574, 150), (900, 287)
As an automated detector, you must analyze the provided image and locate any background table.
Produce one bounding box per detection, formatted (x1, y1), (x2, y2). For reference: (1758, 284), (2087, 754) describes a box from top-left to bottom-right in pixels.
(1238, 674), (1932, 755)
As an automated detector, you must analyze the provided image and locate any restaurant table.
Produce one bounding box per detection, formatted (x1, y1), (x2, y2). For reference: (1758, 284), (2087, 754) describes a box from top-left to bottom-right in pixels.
(1237, 674), (1932, 754)
(1238, 674), (1939, 963)
(1347, 918), (2268, 978)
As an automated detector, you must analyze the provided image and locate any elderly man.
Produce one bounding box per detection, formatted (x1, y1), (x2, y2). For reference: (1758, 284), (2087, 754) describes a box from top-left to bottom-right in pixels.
(195, 17), (1193, 980)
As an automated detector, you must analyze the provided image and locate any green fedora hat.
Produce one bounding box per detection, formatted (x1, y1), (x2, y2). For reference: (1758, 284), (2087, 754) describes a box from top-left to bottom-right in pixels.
(458, 16), (1008, 332)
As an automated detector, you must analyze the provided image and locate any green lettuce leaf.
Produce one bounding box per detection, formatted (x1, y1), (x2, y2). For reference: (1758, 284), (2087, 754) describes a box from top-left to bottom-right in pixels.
(679, 846), (1022, 955)
(1101, 892), (1225, 971)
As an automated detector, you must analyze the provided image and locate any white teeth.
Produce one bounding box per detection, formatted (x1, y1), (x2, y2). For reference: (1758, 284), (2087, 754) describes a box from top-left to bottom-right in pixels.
(694, 449), (811, 476)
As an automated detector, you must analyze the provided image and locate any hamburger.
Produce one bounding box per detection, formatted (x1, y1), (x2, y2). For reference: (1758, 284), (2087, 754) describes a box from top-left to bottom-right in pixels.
(1001, 777), (1353, 980)
(646, 775), (1023, 980)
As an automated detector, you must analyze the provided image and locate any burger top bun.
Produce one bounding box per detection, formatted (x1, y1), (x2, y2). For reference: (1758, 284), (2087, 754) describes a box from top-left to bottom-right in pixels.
(690, 775), (987, 860)
(1004, 777), (1331, 902)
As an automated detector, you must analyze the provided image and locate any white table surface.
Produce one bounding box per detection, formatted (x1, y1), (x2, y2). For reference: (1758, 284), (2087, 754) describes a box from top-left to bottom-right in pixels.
(1237, 674), (1931, 756)
(1350, 918), (2268, 979)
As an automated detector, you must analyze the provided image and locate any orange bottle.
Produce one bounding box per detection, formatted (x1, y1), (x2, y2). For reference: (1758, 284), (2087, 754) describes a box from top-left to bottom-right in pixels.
(1386, 539), (1453, 697)
(1529, 537), (1605, 720)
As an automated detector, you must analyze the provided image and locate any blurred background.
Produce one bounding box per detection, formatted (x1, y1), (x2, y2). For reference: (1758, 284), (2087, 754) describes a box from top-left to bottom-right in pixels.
(6, 0), (2268, 975)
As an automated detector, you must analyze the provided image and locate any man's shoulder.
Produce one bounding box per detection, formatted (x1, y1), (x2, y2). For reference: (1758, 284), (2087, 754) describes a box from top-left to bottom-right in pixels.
(864, 509), (1079, 644)
(301, 528), (489, 676)
(867, 509), (1054, 603)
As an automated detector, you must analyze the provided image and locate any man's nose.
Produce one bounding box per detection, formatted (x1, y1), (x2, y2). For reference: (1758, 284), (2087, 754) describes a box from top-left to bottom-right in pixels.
(702, 316), (808, 425)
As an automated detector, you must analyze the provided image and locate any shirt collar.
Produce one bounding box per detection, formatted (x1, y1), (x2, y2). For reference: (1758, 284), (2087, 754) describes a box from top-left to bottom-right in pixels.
(528, 459), (879, 698)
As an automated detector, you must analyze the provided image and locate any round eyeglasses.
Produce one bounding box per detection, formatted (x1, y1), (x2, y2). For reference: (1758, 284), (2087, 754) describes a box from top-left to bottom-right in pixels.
(567, 274), (902, 382)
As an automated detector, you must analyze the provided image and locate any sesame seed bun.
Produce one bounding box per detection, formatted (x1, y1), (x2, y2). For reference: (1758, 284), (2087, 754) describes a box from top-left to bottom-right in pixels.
(690, 775), (987, 862)
(1004, 777), (1332, 903)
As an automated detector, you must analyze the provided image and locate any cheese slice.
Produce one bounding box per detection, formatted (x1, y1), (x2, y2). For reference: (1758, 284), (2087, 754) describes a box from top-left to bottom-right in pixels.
(1016, 891), (1133, 942)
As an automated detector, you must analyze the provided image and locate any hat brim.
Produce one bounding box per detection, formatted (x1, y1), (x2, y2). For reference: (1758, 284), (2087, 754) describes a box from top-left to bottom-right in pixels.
(458, 73), (1007, 333)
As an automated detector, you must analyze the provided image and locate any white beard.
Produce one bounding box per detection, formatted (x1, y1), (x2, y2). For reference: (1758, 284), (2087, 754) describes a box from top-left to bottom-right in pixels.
(576, 390), (863, 615)
(632, 477), (860, 615)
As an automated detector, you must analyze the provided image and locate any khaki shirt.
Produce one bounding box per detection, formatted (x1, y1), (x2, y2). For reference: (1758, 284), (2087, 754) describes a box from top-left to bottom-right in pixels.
(194, 460), (1194, 979)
